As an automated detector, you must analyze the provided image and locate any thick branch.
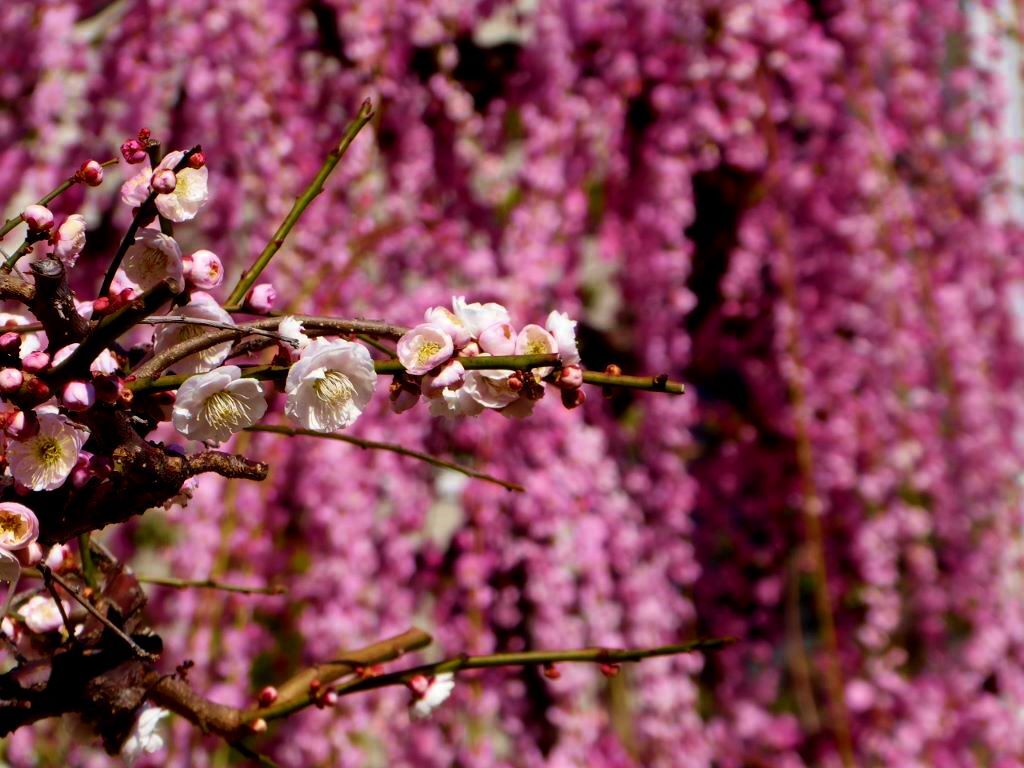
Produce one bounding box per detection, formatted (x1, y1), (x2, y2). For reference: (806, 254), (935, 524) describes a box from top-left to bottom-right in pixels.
(27, 259), (91, 348)
(224, 100), (375, 309)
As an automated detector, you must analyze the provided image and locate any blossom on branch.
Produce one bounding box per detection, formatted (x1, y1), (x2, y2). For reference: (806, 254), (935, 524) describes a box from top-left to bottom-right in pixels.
(0, 502), (39, 551)
(53, 215), (87, 268)
(18, 594), (70, 634)
(122, 229), (184, 292)
(172, 365), (267, 443)
(8, 413), (89, 492)
(285, 339), (377, 432)
(545, 310), (579, 365)
(409, 672), (456, 719)
(397, 323), (455, 375)
(152, 293), (234, 374)
(122, 707), (170, 766)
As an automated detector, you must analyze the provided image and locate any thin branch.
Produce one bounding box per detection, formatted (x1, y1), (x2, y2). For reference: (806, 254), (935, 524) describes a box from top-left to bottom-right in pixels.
(1, 231), (47, 272)
(224, 100), (375, 309)
(246, 424), (524, 492)
(0, 274), (35, 304)
(336, 637), (737, 697)
(228, 740), (280, 768)
(356, 333), (395, 356)
(38, 564), (77, 643)
(136, 575), (285, 595)
(0, 158), (118, 241)
(38, 564), (156, 661)
(140, 315), (299, 345)
(98, 146), (201, 296)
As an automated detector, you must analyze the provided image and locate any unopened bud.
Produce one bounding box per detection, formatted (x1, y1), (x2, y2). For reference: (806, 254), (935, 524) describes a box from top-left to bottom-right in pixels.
(0, 368), (22, 393)
(22, 351), (50, 373)
(61, 381), (95, 412)
(560, 387), (586, 410)
(249, 718), (268, 734)
(599, 662), (620, 678)
(258, 686), (279, 707)
(185, 249), (223, 289)
(150, 169), (177, 194)
(188, 150), (206, 169)
(309, 678), (322, 693)
(407, 674), (430, 696)
(0, 332), (20, 355)
(121, 138), (147, 164)
(93, 375), (123, 404)
(478, 321), (517, 355)
(79, 160), (104, 186)
(5, 410), (34, 439)
(542, 663), (561, 680)
(557, 365), (583, 389)
(460, 341), (481, 357)
(507, 373), (524, 392)
(323, 691), (338, 707)
(15, 542), (43, 567)
(91, 296), (111, 316)
(137, 128), (151, 142)
(25, 377), (51, 402)
(245, 283), (277, 314)
(22, 204), (53, 231)
(604, 364), (622, 377)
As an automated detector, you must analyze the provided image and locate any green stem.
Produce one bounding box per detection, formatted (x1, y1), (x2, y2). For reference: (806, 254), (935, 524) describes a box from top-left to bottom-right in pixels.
(1, 233), (46, 273)
(246, 424), (524, 492)
(136, 575), (285, 595)
(224, 100), (375, 309)
(78, 533), (98, 589)
(0, 158), (118, 241)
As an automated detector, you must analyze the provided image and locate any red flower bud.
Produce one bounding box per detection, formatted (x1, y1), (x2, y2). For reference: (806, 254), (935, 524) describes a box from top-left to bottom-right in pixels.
(120, 138), (147, 164)
(188, 151), (206, 169)
(258, 686), (279, 707)
(543, 663), (561, 680)
(599, 662), (620, 678)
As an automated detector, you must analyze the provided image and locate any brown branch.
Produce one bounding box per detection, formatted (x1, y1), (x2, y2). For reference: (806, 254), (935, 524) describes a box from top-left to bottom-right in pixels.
(27, 259), (91, 349)
(185, 451), (268, 481)
(0, 273), (34, 304)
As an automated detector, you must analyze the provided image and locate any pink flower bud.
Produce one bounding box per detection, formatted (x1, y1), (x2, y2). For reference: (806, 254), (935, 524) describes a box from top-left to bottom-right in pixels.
(507, 374), (524, 392)
(478, 322), (517, 355)
(0, 332), (20, 354)
(22, 351), (50, 373)
(51, 344), (77, 367)
(15, 542), (43, 566)
(21, 204), (54, 231)
(91, 296), (111, 316)
(0, 368), (23, 393)
(79, 160), (104, 186)
(71, 461), (92, 488)
(121, 138), (147, 164)
(45, 544), (71, 571)
(61, 380), (96, 412)
(25, 377), (51, 401)
(150, 169), (177, 194)
(561, 387), (586, 410)
(460, 341), (481, 357)
(4, 409), (29, 438)
(389, 387), (420, 414)
(408, 674), (430, 696)
(245, 283), (277, 313)
(258, 686), (279, 707)
(185, 249), (223, 289)
(93, 375), (123, 404)
(323, 691), (339, 707)
(188, 151), (206, 169)
(557, 365), (583, 389)
(599, 662), (620, 678)
(543, 664), (561, 680)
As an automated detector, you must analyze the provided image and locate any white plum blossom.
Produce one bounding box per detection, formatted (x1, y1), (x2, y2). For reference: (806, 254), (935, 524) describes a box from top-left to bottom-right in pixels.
(122, 707), (171, 765)
(122, 228), (184, 292)
(285, 339), (377, 432)
(8, 413), (89, 492)
(53, 214), (87, 268)
(154, 151), (209, 222)
(428, 385), (484, 418)
(410, 673), (456, 719)
(545, 310), (580, 365)
(424, 359), (465, 392)
(516, 323), (559, 377)
(18, 594), (70, 634)
(0, 502), (38, 551)
(121, 162), (153, 207)
(172, 366), (267, 443)
(397, 323), (454, 375)
(452, 296), (511, 338)
(463, 367), (520, 409)
(153, 293), (234, 374)
(424, 305), (471, 346)
(51, 343), (119, 376)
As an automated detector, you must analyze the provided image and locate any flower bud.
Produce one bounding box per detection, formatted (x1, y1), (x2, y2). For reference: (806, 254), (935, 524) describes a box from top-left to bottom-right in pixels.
(150, 169), (177, 194)
(245, 283), (277, 314)
(91, 296), (111, 316)
(0, 332), (21, 355)
(93, 375), (123, 404)
(0, 368), (23, 393)
(543, 663), (561, 680)
(61, 381), (95, 412)
(557, 364), (583, 389)
(25, 377), (51, 402)
(15, 542), (43, 567)
(389, 387), (420, 414)
(599, 662), (620, 678)
(323, 691), (339, 707)
(407, 674), (430, 696)
(137, 128), (151, 142)
(185, 249), (223, 289)
(309, 678), (322, 693)
(258, 686), (279, 707)
(507, 373), (524, 392)
(250, 718), (268, 734)
(22, 351), (50, 373)
(604, 364), (622, 377)
(4, 409), (29, 438)
(460, 341), (481, 357)
(21, 204), (53, 231)
(120, 138), (147, 164)
(188, 151), (206, 169)
(79, 160), (104, 186)
(478, 321), (517, 355)
(560, 387), (586, 410)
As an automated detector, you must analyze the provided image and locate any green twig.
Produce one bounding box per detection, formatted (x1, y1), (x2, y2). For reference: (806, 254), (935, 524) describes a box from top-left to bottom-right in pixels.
(2, 230), (48, 273)
(224, 100), (375, 309)
(246, 424), (524, 492)
(78, 533), (98, 589)
(136, 574), (285, 595)
(0, 158), (118, 241)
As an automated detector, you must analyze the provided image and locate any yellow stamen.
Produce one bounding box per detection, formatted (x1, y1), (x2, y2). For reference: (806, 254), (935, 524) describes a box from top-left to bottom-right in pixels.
(313, 370), (356, 405)
(416, 341), (443, 366)
(201, 391), (247, 431)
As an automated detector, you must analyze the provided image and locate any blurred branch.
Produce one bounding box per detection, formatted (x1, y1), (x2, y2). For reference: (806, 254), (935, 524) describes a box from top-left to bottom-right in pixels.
(224, 100), (375, 309)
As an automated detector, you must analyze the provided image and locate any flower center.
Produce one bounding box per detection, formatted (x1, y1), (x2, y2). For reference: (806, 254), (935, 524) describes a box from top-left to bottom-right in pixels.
(416, 341), (442, 366)
(33, 436), (64, 468)
(175, 170), (194, 196)
(0, 511), (27, 540)
(139, 246), (167, 274)
(201, 391), (246, 431)
(313, 370), (355, 406)
(525, 339), (548, 355)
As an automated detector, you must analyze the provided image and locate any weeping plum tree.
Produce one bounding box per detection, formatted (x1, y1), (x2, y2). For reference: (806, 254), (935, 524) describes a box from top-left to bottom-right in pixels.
(0, 103), (722, 763)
